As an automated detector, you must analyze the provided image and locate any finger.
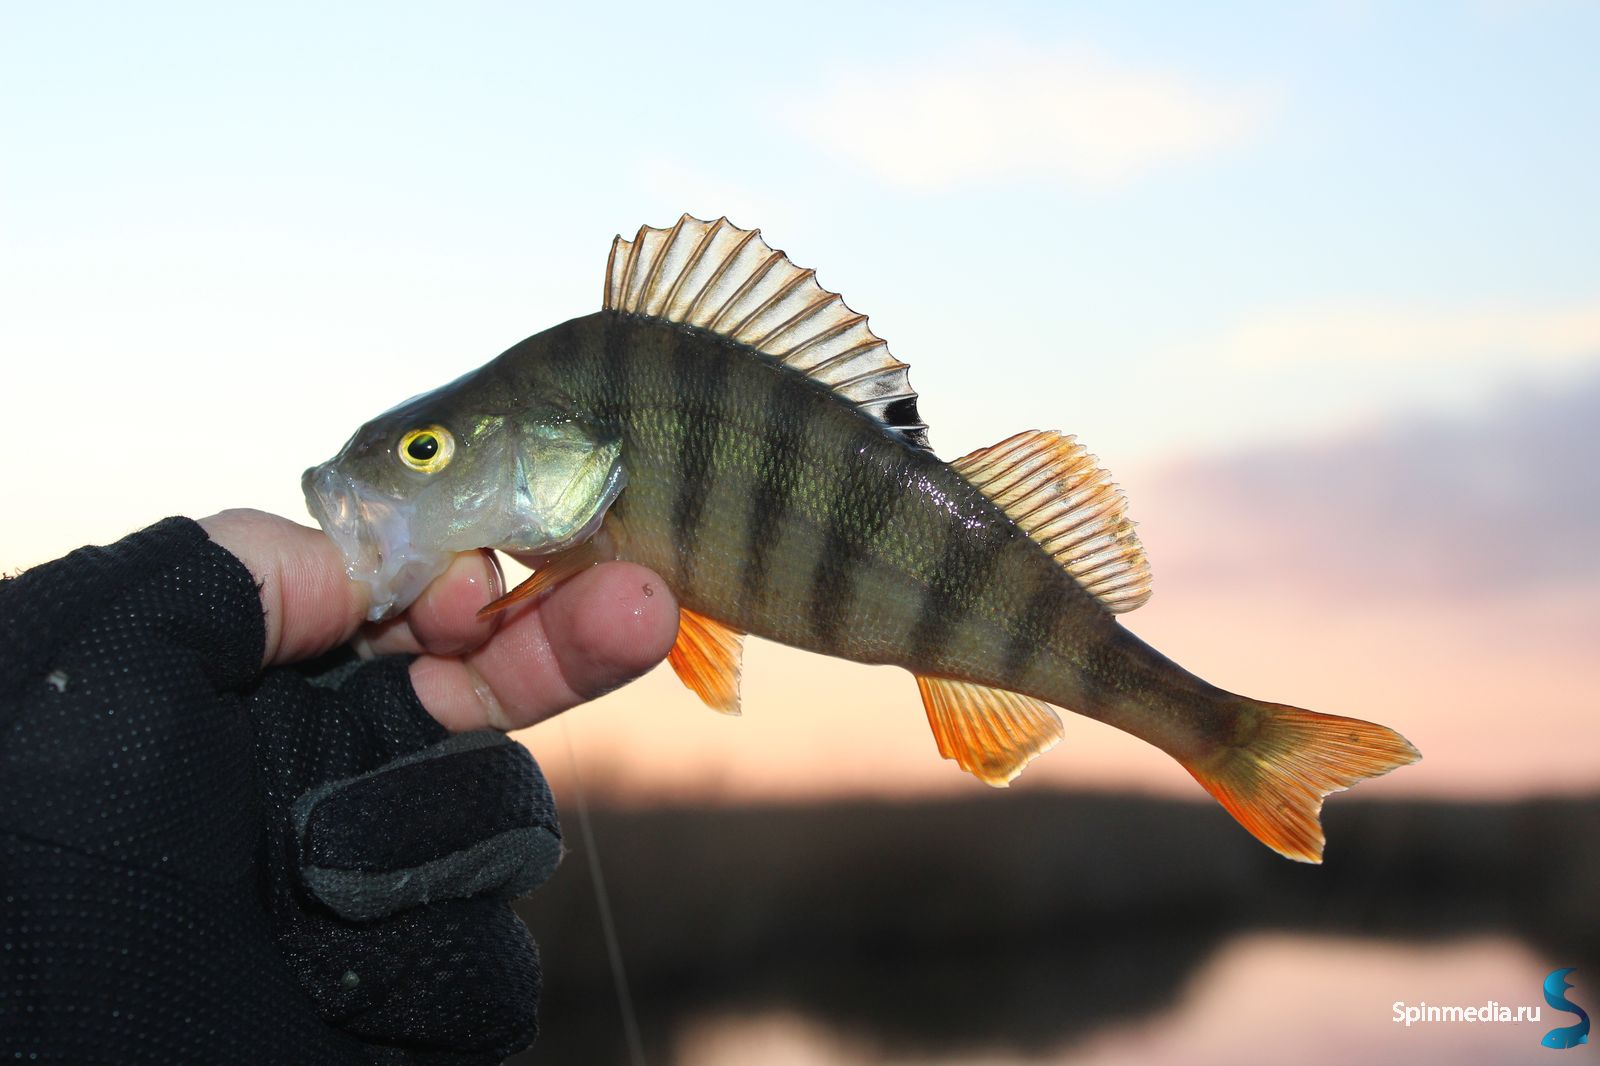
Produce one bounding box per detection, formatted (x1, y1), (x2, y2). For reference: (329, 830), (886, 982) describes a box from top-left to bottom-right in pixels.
(199, 508), (368, 667)
(360, 550), (504, 658)
(410, 562), (679, 732)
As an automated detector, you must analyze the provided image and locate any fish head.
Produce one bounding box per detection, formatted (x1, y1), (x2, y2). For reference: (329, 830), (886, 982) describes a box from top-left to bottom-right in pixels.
(303, 371), (626, 620)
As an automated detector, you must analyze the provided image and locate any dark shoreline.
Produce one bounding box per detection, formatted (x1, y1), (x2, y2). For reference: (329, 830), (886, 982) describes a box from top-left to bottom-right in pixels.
(512, 791), (1599, 1063)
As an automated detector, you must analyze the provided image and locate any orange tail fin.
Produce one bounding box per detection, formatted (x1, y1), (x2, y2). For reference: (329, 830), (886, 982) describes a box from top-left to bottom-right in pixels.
(1183, 702), (1420, 863)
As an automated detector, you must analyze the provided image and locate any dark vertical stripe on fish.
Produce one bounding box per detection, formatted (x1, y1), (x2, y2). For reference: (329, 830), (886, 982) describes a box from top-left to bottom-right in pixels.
(1002, 577), (1068, 681)
(671, 329), (727, 587)
(599, 312), (632, 423)
(541, 315), (580, 361)
(737, 372), (813, 611)
(508, 315), (582, 408)
(906, 507), (1008, 667)
(806, 436), (903, 647)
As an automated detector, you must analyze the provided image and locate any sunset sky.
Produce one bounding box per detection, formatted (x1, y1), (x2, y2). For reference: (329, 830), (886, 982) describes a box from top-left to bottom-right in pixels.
(4, 1), (1595, 806)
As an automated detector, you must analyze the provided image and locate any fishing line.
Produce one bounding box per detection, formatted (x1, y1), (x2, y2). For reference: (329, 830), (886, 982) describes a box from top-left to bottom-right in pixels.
(560, 718), (647, 1066)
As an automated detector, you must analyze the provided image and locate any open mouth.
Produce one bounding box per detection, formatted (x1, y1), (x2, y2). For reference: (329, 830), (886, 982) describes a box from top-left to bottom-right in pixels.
(301, 463), (452, 621)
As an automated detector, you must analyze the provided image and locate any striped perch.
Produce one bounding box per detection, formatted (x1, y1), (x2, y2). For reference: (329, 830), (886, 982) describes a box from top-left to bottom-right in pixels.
(302, 215), (1420, 863)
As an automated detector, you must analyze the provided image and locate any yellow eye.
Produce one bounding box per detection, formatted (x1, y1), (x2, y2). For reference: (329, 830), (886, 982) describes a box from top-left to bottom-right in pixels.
(397, 425), (455, 473)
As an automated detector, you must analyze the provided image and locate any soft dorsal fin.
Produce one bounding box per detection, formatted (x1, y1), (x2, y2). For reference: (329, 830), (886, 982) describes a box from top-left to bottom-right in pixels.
(953, 430), (1152, 613)
(605, 214), (930, 449)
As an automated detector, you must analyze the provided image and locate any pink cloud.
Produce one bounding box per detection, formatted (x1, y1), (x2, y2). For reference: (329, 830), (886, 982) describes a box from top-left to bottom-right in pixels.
(1136, 371), (1600, 601)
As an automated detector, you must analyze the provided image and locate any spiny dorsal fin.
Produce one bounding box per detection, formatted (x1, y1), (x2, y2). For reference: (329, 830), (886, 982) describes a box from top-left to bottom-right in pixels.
(605, 214), (930, 449)
(915, 675), (1064, 787)
(667, 607), (746, 715)
(952, 430), (1152, 613)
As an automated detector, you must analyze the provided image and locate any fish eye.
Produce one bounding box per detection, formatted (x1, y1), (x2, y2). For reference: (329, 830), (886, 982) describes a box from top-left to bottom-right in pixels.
(397, 425), (455, 473)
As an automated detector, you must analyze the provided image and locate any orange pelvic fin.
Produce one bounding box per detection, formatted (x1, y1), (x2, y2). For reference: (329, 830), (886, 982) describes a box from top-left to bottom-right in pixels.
(476, 541), (604, 618)
(1183, 701), (1421, 863)
(916, 675), (1064, 787)
(667, 608), (746, 715)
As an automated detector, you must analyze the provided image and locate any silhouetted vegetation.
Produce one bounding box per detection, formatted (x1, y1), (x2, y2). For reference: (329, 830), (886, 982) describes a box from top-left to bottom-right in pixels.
(512, 792), (1600, 1064)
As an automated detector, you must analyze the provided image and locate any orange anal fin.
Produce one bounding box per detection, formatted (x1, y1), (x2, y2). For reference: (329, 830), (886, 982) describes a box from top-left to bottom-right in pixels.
(667, 608), (746, 715)
(916, 675), (1064, 787)
(1183, 702), (1421, 864)
(476, 542), (604, 619)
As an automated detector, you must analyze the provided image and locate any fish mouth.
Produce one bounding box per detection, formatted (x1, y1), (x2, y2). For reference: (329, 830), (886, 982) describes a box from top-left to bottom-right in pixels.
(302, 463), (452, 621)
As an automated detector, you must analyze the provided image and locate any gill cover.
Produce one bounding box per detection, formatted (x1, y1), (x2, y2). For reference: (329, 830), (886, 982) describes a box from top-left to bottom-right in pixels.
(304, 409), (625, 621)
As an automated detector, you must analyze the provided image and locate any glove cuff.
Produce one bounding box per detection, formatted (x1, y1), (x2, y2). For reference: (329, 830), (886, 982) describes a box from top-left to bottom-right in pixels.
(292, 731), (563, 921)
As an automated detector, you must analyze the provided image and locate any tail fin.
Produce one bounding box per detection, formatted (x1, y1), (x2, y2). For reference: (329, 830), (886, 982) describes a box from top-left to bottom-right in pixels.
(1183, 701), (1420, 863)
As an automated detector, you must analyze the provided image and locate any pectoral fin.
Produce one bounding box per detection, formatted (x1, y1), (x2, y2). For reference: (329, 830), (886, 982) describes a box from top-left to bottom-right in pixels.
(477, 540), (606, 618)
(916, 675), (1064, 786)
(668, 608), (746, 715)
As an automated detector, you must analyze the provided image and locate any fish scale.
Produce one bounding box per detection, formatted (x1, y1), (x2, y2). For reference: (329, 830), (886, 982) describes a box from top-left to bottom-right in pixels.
(302, 213), (1421, 863)
(523, 312), (1170, 732)
(575, 316), (974, 663)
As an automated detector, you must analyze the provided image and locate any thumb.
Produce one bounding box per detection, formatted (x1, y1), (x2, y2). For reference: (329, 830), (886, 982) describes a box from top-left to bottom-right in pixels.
(200, 509), (369, 667)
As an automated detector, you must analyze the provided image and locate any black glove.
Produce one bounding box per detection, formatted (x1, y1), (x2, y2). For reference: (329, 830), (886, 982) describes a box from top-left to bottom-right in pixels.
(0, 518), (561, 1064)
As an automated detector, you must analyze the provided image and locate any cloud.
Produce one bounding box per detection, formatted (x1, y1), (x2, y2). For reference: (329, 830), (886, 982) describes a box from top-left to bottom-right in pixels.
(1218, 299), (1600, 370)
(789, 42), (1272, 190)
(1139, 369), (1600, 598)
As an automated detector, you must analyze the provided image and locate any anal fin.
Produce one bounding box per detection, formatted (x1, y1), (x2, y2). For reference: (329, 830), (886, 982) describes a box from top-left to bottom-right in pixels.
(668, 608), (746, 715)
(916, 675), (1064, 786)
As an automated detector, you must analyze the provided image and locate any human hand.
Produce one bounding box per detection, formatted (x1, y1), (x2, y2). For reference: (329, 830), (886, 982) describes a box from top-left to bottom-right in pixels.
(198, 508), (681, 729)
(0, 513), (679, 1064)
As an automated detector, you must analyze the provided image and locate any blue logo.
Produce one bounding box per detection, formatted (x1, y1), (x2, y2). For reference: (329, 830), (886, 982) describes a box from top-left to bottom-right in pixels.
(1543, 968), (1591, 1050)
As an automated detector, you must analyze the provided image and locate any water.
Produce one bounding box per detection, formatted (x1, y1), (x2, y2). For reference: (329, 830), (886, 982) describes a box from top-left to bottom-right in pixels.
(669, 934), (1560, 1066)
(513, 792), (1599, 1065)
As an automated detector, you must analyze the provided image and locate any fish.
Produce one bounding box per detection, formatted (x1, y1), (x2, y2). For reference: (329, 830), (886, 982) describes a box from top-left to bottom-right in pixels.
(302, 213), (1420, 863)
